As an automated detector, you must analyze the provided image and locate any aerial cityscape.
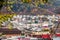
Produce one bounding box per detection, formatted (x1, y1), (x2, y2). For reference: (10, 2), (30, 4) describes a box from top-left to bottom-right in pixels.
(0, 0), (60, 40)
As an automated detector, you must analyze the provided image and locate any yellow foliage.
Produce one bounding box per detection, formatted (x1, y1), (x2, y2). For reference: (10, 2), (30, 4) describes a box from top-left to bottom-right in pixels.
(22, 0), (31, 3)
(7, 1), (14, 4)
(8, 23), (13, 30)
(0, 14), (16, 23)
(7, 6), (11, 11)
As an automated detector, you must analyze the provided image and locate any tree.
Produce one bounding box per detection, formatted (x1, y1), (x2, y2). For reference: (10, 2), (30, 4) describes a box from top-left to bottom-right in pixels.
(0, 0), (4, 10)
(22, 0), (31, 3)
(42, 0), (48, 3)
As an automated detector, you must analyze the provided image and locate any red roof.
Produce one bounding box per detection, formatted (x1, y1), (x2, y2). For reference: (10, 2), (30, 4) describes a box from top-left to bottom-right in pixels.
(42, 34), (51, 38)
(55, 33), (60, 37)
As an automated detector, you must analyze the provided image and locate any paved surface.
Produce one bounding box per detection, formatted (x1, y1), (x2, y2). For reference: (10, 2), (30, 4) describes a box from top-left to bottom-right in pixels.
(53, 37), (60, 40)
